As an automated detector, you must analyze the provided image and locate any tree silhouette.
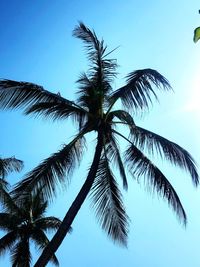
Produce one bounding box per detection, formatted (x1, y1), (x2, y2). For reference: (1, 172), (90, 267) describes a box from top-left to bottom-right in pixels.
(0, 189), (64, 266)
(0, 23), (198, 266)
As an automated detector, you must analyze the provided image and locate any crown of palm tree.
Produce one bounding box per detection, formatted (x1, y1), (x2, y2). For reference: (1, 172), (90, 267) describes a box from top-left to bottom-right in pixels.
(0, 23), (198, 250)
(0, 189), (65, 266)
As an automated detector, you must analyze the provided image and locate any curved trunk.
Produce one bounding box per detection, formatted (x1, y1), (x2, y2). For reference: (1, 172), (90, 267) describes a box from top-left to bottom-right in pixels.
(34, 132), (103, 267)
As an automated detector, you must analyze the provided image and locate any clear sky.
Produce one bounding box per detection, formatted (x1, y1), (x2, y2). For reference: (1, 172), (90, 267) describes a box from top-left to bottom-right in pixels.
(0, 1), (200, 266)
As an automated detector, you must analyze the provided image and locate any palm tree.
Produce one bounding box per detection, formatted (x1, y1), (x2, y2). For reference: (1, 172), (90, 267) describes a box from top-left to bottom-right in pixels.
(0, 156), (23, 203)
(0, 189), (63, 266)
(0, 23), (199, 266)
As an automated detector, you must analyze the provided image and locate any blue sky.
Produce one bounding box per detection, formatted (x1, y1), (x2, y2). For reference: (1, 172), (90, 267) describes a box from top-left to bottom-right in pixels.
(0, 1), (200, 266)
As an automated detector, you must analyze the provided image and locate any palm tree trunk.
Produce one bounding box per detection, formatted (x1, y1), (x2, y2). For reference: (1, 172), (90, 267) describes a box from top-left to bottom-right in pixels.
(34, 132), (103, 267)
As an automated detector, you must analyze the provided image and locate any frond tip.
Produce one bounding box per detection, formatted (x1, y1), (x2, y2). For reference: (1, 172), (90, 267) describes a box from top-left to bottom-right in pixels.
(131, 127), (199, 186)
(0, 79), (72, 112)
(125, 144), (187, 224)
(110, 68), (171, 111)
(73, 22), (117, 88)
(13, 135), (86, 200)
(105, 134), (128, 190)
(91, 158), (129, 245)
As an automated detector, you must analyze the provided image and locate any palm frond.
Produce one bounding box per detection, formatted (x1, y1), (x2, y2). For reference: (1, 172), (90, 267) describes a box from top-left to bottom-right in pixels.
(35, 215), (73, 234)
(73, 22), (100, 60)
(109, 110), (136, 128)
(0, 231), (17, 256)
(35, 217), (62, 232)
(91, 157), (129, 245)
(0, 79), (70, 111)
(0, 213), (21, 231)
(76, 72), (102, 111)
(110, 69), (171, 111)
(27, 190), (48, 220)
(0, 180), (11, 211)
(0, 189), (22, 217)
(13, 134), (86, 201)
(73, 23), (117, 94)
(131, 127), (199, 186)
(25, 101), (87, 129)
(0, 178), (9, 191)
(11, 238), (31, 267)
(105, 134), (128, 190)
(0, 157), (23, 179)
(31, 229), (59, 266)
(124, 144), (187, 224)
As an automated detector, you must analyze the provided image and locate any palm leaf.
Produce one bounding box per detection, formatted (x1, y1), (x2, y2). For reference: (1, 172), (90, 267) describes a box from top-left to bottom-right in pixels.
(0, 157), (23, 179)
(76, 72), (105, 112)
(91, 157), (129, 245)
(76, 72), (102, 115)
(0, 231), (17, 256)
(31, 229), (59, 266)
(131, 126), (199, 186)
(105, 134), (128, 190)
(13, 134), (86, 201)
(0, 190), (23, 217)
(0, 157), (23, 210)
(35, 217), (62, 232)
(0, 180), (10, 212)
(0, 213), (22, 231)
(0, 79), (70, 111)
(25, 101), (87, 129)
(124, 144), (187, 224)
(11, 238), (31, 267)
(73, 22), (101, 61)
(35, 215), (72, 235)
(0, 178), (9, 191)
(110, 69), (171, 111)
(109, 110), (136, 128)
(26, 190), (48, 220)
(73, 23), (117, 93)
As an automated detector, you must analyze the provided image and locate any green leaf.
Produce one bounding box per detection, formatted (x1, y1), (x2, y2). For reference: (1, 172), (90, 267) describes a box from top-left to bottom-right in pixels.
(193, 27), (200, 43)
